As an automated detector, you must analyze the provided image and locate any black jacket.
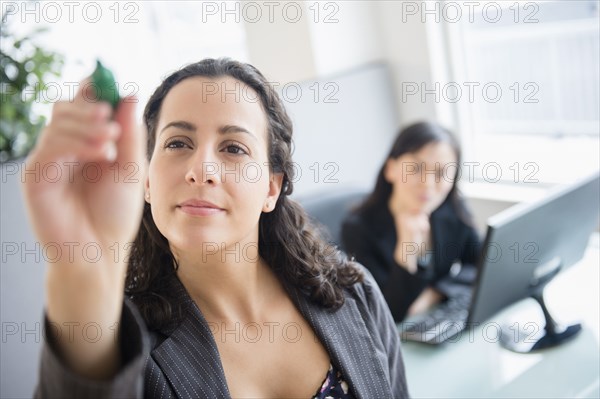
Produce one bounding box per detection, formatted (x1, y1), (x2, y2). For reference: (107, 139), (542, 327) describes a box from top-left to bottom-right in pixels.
(341, 200), (481, 322)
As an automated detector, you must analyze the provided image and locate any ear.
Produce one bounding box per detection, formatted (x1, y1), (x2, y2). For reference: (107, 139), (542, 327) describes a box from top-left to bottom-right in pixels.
(384, 158), (397, 183)
(144, 175), (151, 204)
(263, 172), (284, 213)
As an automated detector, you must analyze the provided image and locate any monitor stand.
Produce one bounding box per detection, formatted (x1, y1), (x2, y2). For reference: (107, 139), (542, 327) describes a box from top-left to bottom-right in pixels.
(500, 267), (582, 353)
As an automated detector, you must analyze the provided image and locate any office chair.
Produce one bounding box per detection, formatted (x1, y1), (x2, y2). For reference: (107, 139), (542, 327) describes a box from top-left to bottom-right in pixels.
(299, 188), (368, 248)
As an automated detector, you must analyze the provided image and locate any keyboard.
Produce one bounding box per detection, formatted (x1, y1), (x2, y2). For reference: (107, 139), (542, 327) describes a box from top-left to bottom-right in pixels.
(399, 290), (472, 344)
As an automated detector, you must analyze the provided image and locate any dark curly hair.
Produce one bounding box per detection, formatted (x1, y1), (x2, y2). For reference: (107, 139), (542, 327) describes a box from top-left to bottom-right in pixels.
(125, 58), (363, 331)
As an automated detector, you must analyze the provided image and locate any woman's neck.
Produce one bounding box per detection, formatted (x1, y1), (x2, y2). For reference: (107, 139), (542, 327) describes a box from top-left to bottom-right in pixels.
(175, 244), (284, 323)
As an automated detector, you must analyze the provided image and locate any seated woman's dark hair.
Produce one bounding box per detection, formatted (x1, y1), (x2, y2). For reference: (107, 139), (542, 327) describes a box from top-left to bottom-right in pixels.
(125, 58), (363, 331)
(357, 121), (474, 225)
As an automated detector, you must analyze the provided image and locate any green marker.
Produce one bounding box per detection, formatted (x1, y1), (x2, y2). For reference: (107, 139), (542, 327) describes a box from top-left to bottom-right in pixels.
(91, 60), (120, 109)
(91, 60), (119, 162)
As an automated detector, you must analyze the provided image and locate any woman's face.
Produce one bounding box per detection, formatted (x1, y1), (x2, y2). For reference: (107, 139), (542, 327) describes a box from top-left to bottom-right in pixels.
(385, 141), (457, 214)
(146, 76), (282, 257)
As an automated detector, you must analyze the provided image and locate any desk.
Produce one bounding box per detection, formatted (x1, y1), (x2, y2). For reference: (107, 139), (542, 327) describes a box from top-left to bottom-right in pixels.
(399, 234), (600, 398)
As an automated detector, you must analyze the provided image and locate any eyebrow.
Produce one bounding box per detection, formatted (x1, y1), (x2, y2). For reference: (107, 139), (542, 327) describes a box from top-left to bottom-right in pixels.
(159, 121), (258, 141)
(219, 124), (258, 141)
(411, 159), (457, 171)
(160, 121), (196, 135)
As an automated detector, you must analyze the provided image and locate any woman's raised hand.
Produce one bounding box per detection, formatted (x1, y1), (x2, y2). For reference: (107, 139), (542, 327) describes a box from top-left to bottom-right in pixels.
(21, 80), (147, 379)
(393, 212), (430, 274)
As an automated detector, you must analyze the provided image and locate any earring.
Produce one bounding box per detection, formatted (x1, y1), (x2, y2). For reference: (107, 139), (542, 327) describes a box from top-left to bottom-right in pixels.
(145, 193), (150, 200)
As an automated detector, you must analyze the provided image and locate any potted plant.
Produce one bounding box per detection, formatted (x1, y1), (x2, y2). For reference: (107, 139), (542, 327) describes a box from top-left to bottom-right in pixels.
(1, 18), (64, 163)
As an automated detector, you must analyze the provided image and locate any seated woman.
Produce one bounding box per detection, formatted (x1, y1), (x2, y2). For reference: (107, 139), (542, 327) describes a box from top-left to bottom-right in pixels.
(23, 58), (408, 398)
(342, 122), (482, 323)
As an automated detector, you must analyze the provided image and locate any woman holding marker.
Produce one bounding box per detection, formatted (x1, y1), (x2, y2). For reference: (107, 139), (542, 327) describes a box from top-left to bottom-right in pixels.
(342, 122), (482, 322)
(22, 58), (409, 398)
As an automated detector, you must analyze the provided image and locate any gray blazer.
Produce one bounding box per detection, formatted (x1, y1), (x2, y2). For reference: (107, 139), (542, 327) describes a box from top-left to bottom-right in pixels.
(35, 267), (410, 398)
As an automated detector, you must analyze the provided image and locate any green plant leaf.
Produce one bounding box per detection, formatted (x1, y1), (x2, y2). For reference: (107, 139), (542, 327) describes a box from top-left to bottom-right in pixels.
(0, 19), (64, 162)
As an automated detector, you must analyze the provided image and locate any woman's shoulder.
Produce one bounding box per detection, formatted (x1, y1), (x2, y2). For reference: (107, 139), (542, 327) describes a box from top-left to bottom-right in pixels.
(433, 197), (475, 227)
(341, 209), (365, 229)
(342, 206), (391, 236)
(340, 211), (367, 245)
(344, 262), (389, 313)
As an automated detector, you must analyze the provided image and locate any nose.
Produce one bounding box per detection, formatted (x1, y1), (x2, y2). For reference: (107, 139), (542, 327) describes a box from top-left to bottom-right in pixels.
(185, 148), (220, 186)
(419, 167), (438, 189)
(423, 173), (436, 188)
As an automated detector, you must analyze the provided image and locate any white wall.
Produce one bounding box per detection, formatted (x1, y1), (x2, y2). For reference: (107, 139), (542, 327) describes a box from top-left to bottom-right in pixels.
(374, 1), (444, 126)
(244, 1), (385, 83)
(243, 1), (444, 128)
(244, 1), (317, 83)
(307, 1), (384, 77)
(1, 162), (46, 399)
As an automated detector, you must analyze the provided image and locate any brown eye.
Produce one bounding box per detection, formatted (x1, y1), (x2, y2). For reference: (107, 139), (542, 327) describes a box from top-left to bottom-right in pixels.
(223, 144), (248, 155)
(164, 138), (191, 150)
(165, 140), (186, 149)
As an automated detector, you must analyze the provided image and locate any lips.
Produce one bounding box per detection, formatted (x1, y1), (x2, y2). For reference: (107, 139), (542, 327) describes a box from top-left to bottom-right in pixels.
(177, 199), (224, 216)
(417, 194), (430, 203)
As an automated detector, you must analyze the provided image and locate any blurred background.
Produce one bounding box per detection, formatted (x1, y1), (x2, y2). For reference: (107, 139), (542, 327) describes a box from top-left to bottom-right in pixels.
(1, 1), (599, 398)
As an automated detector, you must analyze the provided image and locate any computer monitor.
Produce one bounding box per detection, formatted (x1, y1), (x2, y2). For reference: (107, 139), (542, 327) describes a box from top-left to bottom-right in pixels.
(467, 171), (600, 352)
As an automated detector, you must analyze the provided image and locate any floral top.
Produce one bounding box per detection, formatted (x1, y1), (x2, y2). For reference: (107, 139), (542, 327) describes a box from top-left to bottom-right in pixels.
(312, 363), (353, 399)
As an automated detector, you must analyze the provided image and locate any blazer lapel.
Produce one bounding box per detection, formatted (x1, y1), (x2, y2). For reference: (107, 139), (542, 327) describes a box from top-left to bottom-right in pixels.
(147, 273), (393, 399)
(290, 289), (394, 399)
(150, 275), (231, 399)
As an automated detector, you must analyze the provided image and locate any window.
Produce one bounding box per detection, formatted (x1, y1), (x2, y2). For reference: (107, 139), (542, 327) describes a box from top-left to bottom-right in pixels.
(447, 0), (599, 186)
